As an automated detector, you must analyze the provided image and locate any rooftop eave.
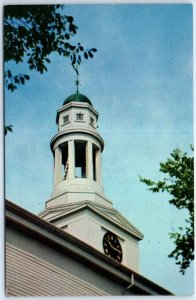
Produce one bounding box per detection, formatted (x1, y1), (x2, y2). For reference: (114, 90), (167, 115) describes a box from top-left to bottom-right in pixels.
(5, 199), (173, 295)
(50, 128), (104, 151)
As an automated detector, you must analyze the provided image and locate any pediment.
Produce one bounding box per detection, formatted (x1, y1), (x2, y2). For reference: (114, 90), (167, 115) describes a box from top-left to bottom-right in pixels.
(38, 203), (82, 220)
(39, 201), (143, 240)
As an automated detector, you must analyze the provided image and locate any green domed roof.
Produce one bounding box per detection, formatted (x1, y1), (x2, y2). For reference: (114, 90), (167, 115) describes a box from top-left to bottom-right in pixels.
(63, 93), (92, 106)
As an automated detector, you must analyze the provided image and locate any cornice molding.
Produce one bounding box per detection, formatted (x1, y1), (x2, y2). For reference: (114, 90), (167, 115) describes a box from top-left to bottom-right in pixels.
(50, 128), (104, 151)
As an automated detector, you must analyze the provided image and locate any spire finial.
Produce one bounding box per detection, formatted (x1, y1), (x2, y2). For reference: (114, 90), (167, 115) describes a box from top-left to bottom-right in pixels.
(74, 64), (80, 94)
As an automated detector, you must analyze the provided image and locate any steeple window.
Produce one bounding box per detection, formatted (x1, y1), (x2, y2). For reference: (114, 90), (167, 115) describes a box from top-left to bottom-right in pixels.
(90, 117), (94, 127)
(76, 113), (84, 121)
(61, 143), (68, 180)
(63, 115), (69, 124)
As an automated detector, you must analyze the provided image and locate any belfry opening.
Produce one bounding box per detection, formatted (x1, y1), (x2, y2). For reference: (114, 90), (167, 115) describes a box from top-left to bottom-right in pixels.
(54, 140), (101, 182)
(93, 144), (98, 181)
(75, 141), (86, 178)
(61, 143), (68, 180)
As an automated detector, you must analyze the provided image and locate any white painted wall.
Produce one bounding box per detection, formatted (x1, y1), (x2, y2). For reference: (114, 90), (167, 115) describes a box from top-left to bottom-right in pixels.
(52, 209), (140, 272)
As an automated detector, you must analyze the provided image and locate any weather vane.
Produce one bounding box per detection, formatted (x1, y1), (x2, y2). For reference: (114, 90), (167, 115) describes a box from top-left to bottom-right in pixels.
(74, 64), (80, 93)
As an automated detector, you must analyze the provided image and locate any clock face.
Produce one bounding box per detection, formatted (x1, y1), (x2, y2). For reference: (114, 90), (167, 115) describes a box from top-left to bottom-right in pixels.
(103, 231), (122, 263)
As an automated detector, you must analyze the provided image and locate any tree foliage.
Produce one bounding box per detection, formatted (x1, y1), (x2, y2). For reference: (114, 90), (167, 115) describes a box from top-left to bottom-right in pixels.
(140, 147), (194, 274)
(4, 125), (13, 135)
(4, 5), (97, 92)
(4, 5), (97, 134)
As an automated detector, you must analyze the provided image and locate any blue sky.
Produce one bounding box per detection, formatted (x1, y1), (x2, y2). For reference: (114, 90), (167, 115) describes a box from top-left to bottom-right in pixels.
(5, 4), (193, 295)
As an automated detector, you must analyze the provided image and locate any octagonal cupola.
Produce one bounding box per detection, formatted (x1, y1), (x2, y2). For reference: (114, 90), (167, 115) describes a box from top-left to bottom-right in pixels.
(56, 93), (99, 134)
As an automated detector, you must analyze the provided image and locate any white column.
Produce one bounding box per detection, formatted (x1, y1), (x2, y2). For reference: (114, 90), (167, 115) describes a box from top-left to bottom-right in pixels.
(68, 140), (75, 179)
(95, 149), (102, 184)
(54, 146), (62, 185)
(86, 141), (93, 180)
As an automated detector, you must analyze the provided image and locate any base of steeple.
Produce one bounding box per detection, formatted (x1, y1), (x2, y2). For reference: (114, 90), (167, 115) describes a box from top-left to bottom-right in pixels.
(46, 190), (113, 208)
(38, 200), (143, 273)
(47, 178), (113, 208)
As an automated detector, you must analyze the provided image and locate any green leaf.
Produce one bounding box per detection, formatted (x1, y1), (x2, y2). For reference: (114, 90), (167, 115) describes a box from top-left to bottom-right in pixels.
(45, 58), (50, 63)
(20, 76), (25, 84)
(140, 146), (194, 275)
(67, 16), (73, 22)
(8, 70), (12, 78)
(65, 33), (70, 39)
(84, 52), (88, 59)
(24, 74), (30, 80)
(5, 125), (13, 135)
(14, 77), (20, 84)
(88, 51), (93, 58)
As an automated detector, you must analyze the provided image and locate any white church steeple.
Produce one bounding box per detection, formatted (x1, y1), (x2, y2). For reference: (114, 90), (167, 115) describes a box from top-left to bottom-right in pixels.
(48, 92), (112, 208)
(39, 90), (143, 272)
